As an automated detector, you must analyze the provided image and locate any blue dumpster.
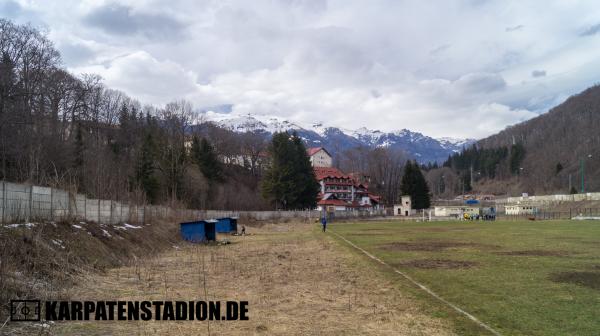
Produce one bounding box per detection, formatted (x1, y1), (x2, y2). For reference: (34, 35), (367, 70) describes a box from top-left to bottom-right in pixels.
(216, 217), (238, 233)
(180, 220), (217, 242)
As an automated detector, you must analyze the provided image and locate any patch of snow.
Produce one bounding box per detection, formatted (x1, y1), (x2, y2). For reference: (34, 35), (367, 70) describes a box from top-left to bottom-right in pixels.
(72, 224), (83, 229)
(51, 239), (65, 249)
(5, 223), (36, 229)
(437, 137), (475, 148)
(101, 229), (112, 237)
(115, 223), (142, 230)
(173, 245), (180, 250)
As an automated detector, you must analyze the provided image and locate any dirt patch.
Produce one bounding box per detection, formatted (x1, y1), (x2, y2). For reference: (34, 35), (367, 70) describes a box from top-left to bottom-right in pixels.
(550, 271), (600, 290)
(381, 240), (485, 252)
(496, 250), (571, 257)
(346, 232), (387, 236)
(398, 259), (478, 269)
(410, 227), (477, 233)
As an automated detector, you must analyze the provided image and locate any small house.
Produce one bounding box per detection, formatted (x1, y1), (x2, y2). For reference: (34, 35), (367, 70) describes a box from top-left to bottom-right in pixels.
(307, 147), (333, 167)
(180, 220), (217, 242)
(394, 195), (416, 216)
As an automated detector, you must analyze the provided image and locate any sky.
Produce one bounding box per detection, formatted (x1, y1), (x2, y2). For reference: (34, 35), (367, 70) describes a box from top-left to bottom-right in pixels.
(3, 0), (600, 139)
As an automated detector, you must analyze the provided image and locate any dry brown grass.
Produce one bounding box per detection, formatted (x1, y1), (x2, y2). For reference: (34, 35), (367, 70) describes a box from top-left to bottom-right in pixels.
(48, 222), (452, 335)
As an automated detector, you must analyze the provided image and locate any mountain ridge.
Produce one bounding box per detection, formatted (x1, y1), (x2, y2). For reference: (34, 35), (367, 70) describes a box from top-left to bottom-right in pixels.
(200, 111), (475, 163)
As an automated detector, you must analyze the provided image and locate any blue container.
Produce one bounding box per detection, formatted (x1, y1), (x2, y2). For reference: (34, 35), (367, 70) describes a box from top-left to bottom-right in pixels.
(216, 217), (238, 233)
(180, 220), (217, 242)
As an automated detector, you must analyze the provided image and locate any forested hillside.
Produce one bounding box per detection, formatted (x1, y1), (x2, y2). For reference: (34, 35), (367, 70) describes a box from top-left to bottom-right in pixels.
(0, 19), (273, 210)
(0, 19), (410, 209)
(428, 85), (600, 197)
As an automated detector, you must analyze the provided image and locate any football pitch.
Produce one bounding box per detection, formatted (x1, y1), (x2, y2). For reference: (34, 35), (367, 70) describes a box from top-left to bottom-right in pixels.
(329, 219), (600, 336)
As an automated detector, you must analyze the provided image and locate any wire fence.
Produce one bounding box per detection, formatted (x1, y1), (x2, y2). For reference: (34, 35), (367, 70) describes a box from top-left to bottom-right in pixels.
(497, 208), (600, 221)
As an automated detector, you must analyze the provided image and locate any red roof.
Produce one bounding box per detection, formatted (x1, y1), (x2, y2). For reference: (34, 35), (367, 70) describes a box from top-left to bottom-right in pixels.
(368, 194), (382, 203)
(307, 147), (331, 157)
(313, 167), (352, 180)
(318, 199), (348, 206)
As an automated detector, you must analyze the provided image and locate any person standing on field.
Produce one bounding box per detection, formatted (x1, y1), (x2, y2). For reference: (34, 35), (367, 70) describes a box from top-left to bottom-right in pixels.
(321, 216), (327, 232)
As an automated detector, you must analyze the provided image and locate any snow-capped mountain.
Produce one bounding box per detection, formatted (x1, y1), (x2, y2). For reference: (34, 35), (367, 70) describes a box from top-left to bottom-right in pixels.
(200, 112), (475, 163)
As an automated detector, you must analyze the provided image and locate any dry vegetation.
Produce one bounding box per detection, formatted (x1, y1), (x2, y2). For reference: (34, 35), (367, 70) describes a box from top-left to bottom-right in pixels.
(37, 222), (452, 336)
(0, 217), (181, 334)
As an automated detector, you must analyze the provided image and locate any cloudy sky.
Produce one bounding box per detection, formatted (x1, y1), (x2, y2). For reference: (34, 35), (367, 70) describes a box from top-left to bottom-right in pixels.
(4, 0), (600, 138)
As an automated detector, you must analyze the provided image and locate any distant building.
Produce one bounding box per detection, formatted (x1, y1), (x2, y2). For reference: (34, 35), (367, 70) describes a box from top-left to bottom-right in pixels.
(313, 165), (383, 212)
(433, 205), (464, 218)
(307, 147), (332, 167)
(393, 195), (416, 216)
(505, 205), (537, 215)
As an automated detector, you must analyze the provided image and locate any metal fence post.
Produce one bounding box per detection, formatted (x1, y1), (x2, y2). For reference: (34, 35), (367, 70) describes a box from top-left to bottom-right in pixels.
(50, 187), (54, 222)
(109, 201), (113, 224)
(1, 181), (5, 224)
(28, 185), (33, 222)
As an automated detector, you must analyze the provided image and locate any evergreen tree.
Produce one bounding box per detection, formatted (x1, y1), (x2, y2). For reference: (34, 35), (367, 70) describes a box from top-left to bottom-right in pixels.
(261, 132), (319, 209)
(191, 136), (223, 183)
(291, 133), (320, 209)
(400, 160), (431, 209)
(509, 143), (526, 175)
(73, 123), (85, 191)
(136, 132), (160, 203)
(73, 123), (84, 169)
(555, 163), (563, 175)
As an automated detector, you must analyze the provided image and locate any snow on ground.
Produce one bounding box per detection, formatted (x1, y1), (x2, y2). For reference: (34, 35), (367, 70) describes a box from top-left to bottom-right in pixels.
(101, 229), (112, 237)
(115, 223), (142, 230)
(51, 239), (66, 249)
(72, 224), (83, 229)
(4, 223), (36, 229)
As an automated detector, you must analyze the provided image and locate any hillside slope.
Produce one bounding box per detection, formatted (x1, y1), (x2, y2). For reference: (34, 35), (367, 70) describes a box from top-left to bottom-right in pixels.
(443, 85), (600, 195)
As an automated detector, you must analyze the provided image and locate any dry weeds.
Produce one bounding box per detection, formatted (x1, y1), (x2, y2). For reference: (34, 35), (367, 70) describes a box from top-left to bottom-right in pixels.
(49, 222), (453, 335)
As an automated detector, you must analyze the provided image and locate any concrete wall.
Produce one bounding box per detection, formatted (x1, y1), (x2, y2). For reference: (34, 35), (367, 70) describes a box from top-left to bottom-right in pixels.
(0, 181), (385, 224)
(496, 192), (600, 205)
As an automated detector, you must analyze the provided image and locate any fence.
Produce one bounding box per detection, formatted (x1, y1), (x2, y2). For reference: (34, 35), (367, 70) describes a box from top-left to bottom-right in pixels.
(496, 192), (600, 205)
(497, 208), (600, 221)
(0, 181), (386, 225)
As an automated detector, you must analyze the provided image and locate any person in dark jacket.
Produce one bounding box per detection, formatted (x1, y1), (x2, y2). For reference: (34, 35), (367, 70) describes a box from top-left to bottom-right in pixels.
(321, 216), (327, 232)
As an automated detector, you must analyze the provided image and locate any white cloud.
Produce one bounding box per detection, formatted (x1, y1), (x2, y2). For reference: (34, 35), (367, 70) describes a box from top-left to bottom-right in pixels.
(5, 0), (600, 138)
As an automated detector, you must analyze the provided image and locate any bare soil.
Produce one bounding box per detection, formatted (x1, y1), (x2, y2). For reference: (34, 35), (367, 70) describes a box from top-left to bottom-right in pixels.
(549, 271), (600, 290)
(398, 259), (479, 270)
(495, 250), (571, 257)
(381, 241), (487, 252)
(46, 222), (453, 335)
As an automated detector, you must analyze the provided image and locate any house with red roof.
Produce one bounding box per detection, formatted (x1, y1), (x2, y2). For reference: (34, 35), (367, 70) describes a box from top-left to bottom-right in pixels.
(312, 160), (384, 213)
(306, 147), (332, 167)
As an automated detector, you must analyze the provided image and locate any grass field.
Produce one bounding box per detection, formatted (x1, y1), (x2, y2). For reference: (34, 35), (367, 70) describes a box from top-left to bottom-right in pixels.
(330, 219), (600, 336)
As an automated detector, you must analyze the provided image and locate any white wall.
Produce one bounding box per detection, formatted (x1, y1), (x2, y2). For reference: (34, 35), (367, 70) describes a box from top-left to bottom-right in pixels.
(0, 181), (385, 224)
(310, 149), (332, 167)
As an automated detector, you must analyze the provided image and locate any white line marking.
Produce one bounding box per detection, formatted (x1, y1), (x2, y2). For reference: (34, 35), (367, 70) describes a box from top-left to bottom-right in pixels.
(330, 230), (502, 336)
